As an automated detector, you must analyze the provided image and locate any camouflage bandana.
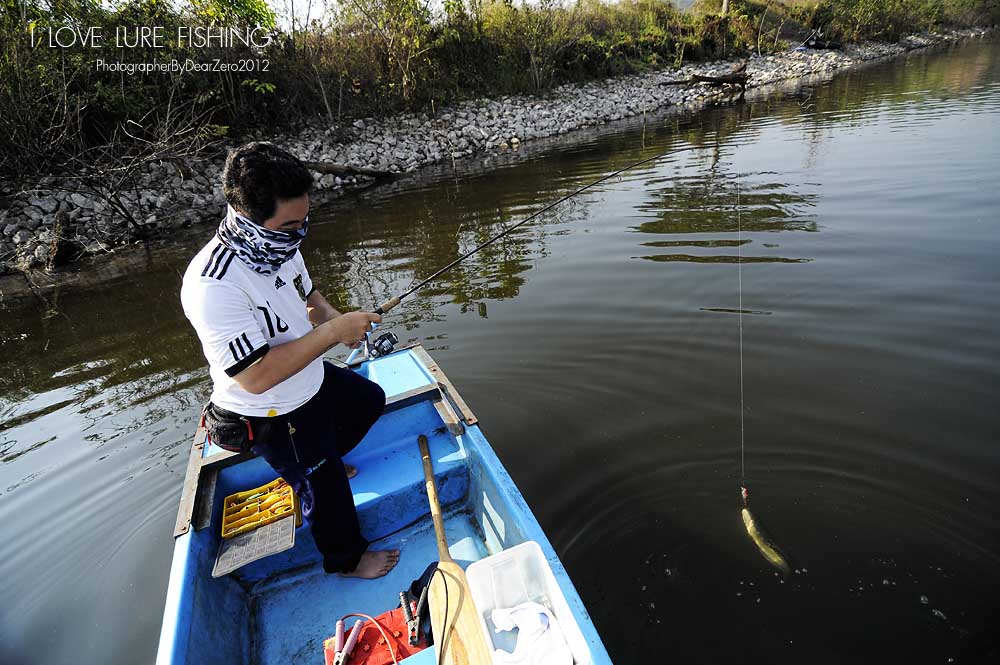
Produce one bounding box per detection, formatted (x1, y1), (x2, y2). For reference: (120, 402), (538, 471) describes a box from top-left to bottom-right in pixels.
(217, 205), (308, 275)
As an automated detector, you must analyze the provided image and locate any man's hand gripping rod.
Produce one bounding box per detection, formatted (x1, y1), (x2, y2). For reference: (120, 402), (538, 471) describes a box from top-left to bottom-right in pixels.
(345, 296), (402, 364)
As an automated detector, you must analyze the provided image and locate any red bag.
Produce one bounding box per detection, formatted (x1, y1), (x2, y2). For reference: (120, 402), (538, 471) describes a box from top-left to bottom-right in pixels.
(323, 607), (428, 665)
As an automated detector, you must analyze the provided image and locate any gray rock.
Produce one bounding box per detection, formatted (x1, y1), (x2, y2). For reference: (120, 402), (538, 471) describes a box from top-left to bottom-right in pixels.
(34, 244), (50, 261)
(30, 197), (58, 214)
(462, 124), (487, 140)
(3, 223), (17, 237)
(13, 229), (32, 244)
(70, 192), (93, 209)
(21, 217), (41, 231)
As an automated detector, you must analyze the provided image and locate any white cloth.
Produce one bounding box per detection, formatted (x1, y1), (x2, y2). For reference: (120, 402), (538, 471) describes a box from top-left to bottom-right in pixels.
(180, 235), (323, 416)
(490, 602), (573, 665)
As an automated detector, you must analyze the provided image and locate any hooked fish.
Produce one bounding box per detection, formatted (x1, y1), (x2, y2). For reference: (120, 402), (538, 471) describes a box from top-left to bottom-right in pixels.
(741, 508), (791, 575)
(741, 499), (792, 576)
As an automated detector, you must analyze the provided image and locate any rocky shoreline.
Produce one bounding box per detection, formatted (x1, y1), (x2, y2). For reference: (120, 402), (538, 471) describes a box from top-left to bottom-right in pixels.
(0, 27), (991, 278)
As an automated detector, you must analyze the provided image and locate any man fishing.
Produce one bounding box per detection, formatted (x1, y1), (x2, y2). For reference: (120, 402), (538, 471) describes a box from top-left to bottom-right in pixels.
(180, 141), (400, 579)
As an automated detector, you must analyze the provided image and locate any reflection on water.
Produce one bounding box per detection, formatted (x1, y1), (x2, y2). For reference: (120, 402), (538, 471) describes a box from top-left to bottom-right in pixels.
(637, 253), (810, 263)
(642, 239), (751, 247)
(2, 36), (1000, 665)
(700, 308), (773, 315)
(634, 176), (820, 235)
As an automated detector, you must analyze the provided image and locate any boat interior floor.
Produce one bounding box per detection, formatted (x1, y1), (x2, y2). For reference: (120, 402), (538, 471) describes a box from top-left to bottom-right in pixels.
(200, 398), (486, 664)
(250, 506), (486, 665)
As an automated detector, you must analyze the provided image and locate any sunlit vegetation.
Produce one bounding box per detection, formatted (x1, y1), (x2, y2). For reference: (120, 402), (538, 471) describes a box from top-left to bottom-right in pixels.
(1, 0), (996, 185)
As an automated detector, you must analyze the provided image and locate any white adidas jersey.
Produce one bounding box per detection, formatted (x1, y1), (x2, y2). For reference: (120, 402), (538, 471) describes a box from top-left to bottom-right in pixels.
(180, 234), (324, 416)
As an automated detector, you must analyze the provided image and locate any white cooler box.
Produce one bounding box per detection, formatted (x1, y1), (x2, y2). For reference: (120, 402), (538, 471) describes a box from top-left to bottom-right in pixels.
(465, 541), (592, 665)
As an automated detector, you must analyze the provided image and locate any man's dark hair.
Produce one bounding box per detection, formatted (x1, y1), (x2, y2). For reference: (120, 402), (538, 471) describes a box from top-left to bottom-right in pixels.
(222, 142), (313, 223)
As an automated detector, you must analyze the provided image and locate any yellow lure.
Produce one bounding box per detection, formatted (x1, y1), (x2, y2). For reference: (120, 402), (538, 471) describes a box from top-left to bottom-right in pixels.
(741, 507), (792, 576)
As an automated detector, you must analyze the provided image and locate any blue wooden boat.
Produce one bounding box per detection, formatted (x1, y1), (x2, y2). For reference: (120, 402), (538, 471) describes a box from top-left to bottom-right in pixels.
(156, 344), (614, 665)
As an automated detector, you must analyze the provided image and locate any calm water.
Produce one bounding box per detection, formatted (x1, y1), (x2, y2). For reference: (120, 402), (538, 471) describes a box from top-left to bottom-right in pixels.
(2, 38), (999, 664)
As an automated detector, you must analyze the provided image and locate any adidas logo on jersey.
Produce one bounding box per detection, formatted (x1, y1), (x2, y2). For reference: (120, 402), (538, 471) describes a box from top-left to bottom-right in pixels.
(274, 275), (286, 290)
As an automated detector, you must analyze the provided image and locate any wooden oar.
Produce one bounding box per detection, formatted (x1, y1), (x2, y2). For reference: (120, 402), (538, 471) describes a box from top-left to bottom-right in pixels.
(418, 434), (492, 665)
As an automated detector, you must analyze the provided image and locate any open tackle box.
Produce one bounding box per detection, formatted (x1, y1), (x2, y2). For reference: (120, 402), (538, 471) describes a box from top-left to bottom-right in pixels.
(211, 477), (302, 578)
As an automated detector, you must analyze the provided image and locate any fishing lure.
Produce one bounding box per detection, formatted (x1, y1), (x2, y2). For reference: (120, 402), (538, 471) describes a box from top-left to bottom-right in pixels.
(740, 486), (792, 576)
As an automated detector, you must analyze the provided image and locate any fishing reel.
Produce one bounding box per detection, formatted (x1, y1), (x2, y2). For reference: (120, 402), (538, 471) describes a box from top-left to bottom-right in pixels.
(361, 329), (399, 360)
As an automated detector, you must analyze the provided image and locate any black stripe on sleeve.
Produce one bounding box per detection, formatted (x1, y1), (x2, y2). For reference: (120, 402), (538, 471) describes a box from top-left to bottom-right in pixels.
(202, 245), (222, 277)
(228, 341), (239, 362)
(234, 335), (246, 357)
(208, 249), (229, 278)
(215, 251), (237, 280)
(224, 343), (269, 377)
(241, 333), (253, 351)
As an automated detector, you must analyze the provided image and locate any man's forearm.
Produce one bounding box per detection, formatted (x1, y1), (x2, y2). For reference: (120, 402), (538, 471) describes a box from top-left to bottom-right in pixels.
(236, 323), (337, 395)
(234, 309), (380, 396)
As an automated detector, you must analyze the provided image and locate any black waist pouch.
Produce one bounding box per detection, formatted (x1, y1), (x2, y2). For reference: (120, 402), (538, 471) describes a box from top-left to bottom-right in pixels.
(200, 402), (276, 453)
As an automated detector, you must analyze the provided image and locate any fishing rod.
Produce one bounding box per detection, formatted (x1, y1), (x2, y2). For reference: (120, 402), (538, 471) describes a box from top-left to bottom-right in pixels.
(347, 144), (708, 363)
(371, 144), (708, 316)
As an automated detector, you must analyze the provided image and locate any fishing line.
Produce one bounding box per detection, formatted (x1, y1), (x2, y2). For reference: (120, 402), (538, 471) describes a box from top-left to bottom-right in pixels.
(737, 175), (745, 487)
(733, 171), (792, 575)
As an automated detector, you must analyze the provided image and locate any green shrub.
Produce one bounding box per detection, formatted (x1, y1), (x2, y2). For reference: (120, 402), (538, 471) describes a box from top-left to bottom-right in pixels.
(1, 0), (995, 186)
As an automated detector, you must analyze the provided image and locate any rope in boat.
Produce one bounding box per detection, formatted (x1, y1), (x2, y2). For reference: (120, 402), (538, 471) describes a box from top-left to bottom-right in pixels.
(338, 612), (400, 665)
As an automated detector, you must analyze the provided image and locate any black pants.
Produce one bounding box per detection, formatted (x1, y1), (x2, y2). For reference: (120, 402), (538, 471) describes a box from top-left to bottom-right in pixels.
(248, 361), (386, 573)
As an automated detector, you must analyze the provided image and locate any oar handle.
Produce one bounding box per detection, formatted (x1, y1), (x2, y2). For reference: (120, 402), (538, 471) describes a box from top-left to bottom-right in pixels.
(419, 434), (453, 563)
(374, 296), (401, 315)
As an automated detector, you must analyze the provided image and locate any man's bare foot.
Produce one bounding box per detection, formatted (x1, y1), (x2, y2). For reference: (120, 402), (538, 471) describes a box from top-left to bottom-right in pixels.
(344, 463), (358, 479)
(340, 549), (400, 579)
